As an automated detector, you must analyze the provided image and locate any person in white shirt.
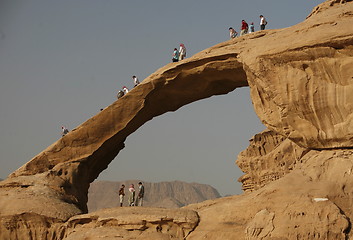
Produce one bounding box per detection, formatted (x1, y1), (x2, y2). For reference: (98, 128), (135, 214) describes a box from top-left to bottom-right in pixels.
(61, 126), (69, 137)
(229, 27), (237, 39)
(260, 15), (267, 30)
(132, 76), (140, 87)
(179, 43), (186, 61)
(122, 86), (129, 95)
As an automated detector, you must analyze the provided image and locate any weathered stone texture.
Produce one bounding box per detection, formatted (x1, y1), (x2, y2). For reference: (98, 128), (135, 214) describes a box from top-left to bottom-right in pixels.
(237, 129), (309, 192)
(1, 0), (353, 239)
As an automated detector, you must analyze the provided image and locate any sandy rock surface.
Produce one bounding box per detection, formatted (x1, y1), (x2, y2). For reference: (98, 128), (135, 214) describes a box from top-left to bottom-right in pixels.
(1, 1), (353, 239)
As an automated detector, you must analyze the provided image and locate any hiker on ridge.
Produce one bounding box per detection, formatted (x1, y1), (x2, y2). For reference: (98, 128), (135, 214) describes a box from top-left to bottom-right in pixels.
(61, 126), (69, 137)
(229, 27), (237, 39)
(122, 86), (129, 95)
(179, 43), (186, 61)
(260, 15), (267, 30)
(132, 75), (140, 87)
(172, 48), (179, 62)
(249, 22), (255, 33)
(117, 89), (124, 99)
(240, 20), (249, 36)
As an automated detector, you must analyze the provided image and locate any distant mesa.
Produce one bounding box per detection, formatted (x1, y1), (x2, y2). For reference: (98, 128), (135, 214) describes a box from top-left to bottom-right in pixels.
(88, 180), (221, 212)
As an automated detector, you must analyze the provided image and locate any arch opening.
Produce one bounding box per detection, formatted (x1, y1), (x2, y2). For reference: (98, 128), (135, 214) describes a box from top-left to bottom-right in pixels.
(89, 87), (265, 210)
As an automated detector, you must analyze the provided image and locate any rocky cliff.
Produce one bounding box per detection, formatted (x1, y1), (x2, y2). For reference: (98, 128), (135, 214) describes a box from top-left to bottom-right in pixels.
(1, 0), (353, 239)
(88, 180), (221, 211)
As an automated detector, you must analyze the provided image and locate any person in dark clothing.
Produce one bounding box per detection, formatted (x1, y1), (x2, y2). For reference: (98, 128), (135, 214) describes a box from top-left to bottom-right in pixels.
(119, 184), (125, 207)
(136, 182), (145, 206)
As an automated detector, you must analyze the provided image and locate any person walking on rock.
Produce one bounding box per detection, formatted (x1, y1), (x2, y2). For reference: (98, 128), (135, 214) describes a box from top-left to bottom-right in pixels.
(128, 184), (135, 206)
(240, 20), (249, 36)
(136, 182), (145, 206)
(179, 43), (186, 61)
(119, 184), (125, 207)
(229, 27), (237, 39)
(132, 75), (140, 87)
(172, 48), (179, 62)
(260, 15), (267, 30)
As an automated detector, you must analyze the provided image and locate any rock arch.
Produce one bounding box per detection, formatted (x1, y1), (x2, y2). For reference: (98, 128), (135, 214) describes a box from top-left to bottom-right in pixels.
(7, 52), (248, 214)
(2, 2), (353, 238)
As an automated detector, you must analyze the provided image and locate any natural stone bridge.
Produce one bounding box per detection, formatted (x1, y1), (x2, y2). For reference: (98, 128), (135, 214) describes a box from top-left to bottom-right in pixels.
(1, 1), (353, 239)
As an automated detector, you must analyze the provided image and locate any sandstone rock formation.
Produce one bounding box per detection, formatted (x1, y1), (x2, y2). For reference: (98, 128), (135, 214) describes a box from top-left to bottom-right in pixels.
(237, 129), (309, 192)
(1, 0), (353, 239)
(58, 208), (199, 240)
(88, 180), (221, 211)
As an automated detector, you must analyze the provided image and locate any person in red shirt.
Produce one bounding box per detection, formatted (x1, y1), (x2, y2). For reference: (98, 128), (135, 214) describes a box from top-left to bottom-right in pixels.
(240, 20), (249, 36)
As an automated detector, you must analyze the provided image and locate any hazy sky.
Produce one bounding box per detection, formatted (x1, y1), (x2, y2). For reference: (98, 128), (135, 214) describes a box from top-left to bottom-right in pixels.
(0, 0), (324, 195)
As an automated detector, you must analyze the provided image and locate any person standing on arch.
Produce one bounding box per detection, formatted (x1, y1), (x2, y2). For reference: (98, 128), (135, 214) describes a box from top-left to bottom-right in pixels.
(122, 86), (129, 95)
(240, 20), (249, 36)
(260, 15), (267, 30)
(61, 126), (69, 137)
(249, 22), (255, 33)
(229, 27), (237, 39)
(132, 75), (140, 87)
(172, 48), (179, 62)
(179, 43), (186, 61)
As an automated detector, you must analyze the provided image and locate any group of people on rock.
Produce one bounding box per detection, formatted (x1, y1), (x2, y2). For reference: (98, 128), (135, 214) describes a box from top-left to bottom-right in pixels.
(117, 75), (140, 99)
(172, 43), (187, 62)
(119, 182), (145, 207)
(61, 15), (268, 135)
(229, 15), (267, 39)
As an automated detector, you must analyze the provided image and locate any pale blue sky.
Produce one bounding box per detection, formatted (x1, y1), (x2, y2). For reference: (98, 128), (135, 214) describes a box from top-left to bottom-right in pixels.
(0, 0), (323, 195)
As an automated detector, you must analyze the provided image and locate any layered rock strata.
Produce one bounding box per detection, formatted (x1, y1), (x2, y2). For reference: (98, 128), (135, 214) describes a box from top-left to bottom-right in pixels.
(237, 129), (309, 192)
(186, 150), (353, 239)
(0, 0), (353, 239)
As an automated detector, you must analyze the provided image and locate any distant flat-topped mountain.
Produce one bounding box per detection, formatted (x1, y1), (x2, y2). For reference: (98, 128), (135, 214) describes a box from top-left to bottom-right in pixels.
(88, 180), (221, 212)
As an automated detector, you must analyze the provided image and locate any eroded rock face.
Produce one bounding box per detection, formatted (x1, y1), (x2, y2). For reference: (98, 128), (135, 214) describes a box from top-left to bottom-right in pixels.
(237, 129), (309, 192)
(186, 149), (353, 239)
(57, 208), (199, 240)
(1, 0), (353, 239)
